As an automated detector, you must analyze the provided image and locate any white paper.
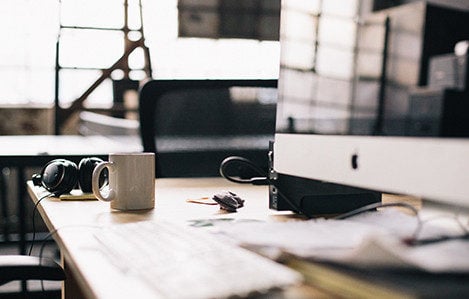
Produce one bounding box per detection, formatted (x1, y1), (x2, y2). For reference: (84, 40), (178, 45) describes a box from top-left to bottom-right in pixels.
(211, 210), (469, 273)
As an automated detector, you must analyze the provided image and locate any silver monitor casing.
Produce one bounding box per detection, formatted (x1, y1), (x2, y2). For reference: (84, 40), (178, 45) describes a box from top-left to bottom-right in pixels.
(274, 133), (469, 209)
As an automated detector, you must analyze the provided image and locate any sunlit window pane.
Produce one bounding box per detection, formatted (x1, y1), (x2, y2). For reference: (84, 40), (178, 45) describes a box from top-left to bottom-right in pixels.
(319, 16), (357, 49)
(280, 9), (318, 42)
(59, 29), (124, 69)
(282, 0), (321, 14)
(0, 0), (57, 105)
(0, 69), (54, 103)
(128, 0), (143, 30)
(60, 0), (124, 29)
(59, 70), (113, 107)
(316, 46), (355, 79)
(1, 0), (280, 106)
(322, 0), (359, 17)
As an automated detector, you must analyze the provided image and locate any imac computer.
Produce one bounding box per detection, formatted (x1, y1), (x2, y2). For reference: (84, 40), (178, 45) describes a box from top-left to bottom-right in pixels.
(270, 1), (469, 216)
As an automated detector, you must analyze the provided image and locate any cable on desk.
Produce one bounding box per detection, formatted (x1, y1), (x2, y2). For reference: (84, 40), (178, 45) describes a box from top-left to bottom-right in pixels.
(333, 201), (420, 220)
(219, 156), (269, 185)
(405, 214), (469, 246)
(405, 233), (469, 246)
(334, 201), (469, 246)
(333, 201), (423, 240)
(219, 156), (310, 218)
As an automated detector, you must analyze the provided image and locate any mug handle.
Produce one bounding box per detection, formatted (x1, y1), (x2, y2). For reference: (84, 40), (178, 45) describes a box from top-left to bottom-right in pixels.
(92, 161), (115, 202)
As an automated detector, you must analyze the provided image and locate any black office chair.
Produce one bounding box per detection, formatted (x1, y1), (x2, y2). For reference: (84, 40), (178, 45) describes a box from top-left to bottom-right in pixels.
(138, 79), (277, 177)
(0, 174), (65, 296)
(0, 170), (65, 296)
(0, 255), (65, 285)
(0, 255), (65, 298)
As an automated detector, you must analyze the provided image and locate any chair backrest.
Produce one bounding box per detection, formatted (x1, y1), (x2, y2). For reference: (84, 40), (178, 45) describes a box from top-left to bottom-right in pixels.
(139, 79), (277, 177)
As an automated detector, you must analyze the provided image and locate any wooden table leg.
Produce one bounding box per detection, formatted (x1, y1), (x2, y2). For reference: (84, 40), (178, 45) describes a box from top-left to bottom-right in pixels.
(62, 254), (87, 299)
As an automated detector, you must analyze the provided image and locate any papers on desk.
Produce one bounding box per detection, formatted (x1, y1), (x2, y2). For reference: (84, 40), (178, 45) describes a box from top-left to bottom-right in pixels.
(210, 210), (469, 273)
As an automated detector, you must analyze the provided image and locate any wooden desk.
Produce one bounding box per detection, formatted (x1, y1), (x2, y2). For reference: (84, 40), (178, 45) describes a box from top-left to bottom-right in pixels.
(0, 135), (142, 253)
(27, 178), (325, 299)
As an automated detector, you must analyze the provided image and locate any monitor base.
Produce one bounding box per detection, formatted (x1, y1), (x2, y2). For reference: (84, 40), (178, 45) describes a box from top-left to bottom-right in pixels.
(269, 173), (381, 218)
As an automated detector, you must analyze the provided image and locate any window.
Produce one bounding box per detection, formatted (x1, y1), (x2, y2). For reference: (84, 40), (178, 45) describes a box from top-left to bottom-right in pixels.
(0, 0), (280, 107)
(0, 0), (58, 105)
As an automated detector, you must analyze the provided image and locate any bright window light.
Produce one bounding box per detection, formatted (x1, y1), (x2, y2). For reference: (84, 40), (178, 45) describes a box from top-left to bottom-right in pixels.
(0, 0), (280, 106)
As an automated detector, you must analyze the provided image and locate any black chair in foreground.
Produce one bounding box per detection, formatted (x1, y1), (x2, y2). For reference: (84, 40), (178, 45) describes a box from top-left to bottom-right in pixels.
(0, 255), (65, 285)
(139, 79), (277, 178)
(0, 255), (65, 296)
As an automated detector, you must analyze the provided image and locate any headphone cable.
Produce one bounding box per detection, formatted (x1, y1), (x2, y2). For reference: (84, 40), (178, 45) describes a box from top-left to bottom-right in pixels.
(28, 192), (55, 256)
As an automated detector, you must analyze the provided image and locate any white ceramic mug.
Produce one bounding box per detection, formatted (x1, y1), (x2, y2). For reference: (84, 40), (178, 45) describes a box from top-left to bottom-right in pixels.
(92, 153), (155, 210)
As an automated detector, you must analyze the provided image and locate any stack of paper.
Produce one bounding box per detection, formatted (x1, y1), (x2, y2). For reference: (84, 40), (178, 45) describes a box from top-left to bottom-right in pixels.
(210, 210), (469, 273)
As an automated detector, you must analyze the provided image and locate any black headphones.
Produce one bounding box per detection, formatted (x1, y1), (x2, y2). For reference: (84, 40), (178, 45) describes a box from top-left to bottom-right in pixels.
(32, 157), (106, 196)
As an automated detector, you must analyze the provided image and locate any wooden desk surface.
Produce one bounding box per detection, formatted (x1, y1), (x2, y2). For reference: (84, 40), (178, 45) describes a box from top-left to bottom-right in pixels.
(27, 178), (323, 299)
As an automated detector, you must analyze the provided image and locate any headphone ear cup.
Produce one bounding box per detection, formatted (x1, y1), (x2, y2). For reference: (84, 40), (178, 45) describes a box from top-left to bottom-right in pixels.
(78, 157), (104, 193)
(40, 159), (78, 195)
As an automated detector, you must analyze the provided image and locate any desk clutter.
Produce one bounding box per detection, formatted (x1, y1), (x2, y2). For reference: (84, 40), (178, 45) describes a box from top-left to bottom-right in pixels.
(206, 209), (469, 297)
(210, 209), (469, 273)
(32, 154), (155, 210)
